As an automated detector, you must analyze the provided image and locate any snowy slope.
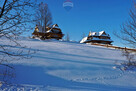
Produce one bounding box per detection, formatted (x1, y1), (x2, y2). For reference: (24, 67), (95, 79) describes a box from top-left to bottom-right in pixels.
(0, 37), (136, 91)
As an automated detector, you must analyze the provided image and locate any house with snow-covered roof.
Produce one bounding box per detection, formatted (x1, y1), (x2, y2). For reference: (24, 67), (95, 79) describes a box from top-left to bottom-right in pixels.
(80, 31), (113, 44)
(32, 24), (64, 40)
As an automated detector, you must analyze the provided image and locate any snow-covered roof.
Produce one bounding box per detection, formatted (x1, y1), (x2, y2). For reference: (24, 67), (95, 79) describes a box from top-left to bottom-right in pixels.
(99, 31), (105, 36)
(46, 30), (51, 33)
(89, 31), (109, 37)
(52, 24), (60, 29)
(46, 24), (61, 33)
(91, 32), (97, 36)
(80, 37), (88, 43)
(35, 24), (61, 33)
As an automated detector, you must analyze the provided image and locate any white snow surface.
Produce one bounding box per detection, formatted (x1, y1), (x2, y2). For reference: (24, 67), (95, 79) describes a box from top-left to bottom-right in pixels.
(0, 37), (136, 91)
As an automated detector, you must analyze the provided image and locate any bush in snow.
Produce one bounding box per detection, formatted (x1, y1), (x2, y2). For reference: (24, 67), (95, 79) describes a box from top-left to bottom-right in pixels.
(115, 51), (136, 71)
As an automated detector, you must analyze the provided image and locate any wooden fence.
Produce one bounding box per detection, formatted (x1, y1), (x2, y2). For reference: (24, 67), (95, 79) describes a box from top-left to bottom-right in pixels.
(90, 43), (136, 53)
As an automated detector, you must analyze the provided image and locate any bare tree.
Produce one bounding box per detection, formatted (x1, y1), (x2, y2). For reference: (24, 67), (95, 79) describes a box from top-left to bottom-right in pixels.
(0, 0), (36, 83)
(65, 33), (70, 41)
(82, 32), (86, 39)
(115, 2), (136, 48)
(115, 51), (136, 71)
(35, 2), (52, 32)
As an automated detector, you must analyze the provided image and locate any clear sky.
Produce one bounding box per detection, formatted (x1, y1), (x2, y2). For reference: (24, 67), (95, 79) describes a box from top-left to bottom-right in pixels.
(30, 0), (133, 47)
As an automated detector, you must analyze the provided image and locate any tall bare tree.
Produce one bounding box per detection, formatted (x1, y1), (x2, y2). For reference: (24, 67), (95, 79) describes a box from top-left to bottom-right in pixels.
(115, 2), (136, 48)
(35, 2), (52, 32)
(65, 33), (70, 41)
(0, 0), (36, 83)
(82, 32), (86, 39)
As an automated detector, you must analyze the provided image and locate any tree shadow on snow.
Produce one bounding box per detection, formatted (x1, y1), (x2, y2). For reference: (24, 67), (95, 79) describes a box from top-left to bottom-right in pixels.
(10, 65), (136, 91)
(34, 49), (125, 62)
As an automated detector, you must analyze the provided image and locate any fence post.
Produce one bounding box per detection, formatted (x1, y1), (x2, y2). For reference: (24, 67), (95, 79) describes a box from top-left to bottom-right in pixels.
(107, 44), (108, 48)
(125, 47), (126, 51)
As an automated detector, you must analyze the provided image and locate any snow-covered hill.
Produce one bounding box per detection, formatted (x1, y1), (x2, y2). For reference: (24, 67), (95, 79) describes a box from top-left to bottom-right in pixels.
(0, 37), (136, 91)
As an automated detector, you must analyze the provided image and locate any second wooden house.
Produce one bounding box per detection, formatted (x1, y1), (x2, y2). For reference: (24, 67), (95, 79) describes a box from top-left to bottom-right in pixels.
(80, 31), (113, 44)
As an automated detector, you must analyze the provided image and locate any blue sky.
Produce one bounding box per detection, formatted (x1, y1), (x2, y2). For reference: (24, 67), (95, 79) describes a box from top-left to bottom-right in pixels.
(30, 0), (133, 47)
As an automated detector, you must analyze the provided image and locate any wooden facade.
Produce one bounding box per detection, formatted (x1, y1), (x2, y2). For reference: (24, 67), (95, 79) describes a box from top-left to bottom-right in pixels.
(32, 24), (64, 40)
(85, 39), (112, 44)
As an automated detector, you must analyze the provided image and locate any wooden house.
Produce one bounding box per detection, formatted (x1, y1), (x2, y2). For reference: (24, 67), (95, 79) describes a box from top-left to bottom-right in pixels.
(80, 31), (113, 44)
(32, 24), (64, 40)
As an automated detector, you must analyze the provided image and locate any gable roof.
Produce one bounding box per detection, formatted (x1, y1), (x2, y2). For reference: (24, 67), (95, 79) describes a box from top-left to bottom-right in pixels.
(53, 24), (59, 28)
(99, 31), (105, 36)
(89, 31), (109, 37)
(46, 24), (61, 33)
